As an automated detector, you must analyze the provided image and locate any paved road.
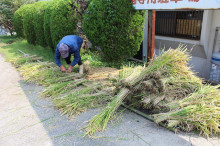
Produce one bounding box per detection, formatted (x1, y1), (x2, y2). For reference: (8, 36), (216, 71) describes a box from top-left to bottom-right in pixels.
(0, 54), (219, 146)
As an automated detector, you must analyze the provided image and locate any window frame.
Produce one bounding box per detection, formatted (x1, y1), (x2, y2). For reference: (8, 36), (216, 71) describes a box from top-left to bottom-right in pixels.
(155, 10), (204, 41)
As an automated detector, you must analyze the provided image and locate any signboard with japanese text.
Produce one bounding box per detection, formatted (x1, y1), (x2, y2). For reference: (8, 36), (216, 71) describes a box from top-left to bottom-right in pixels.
(132, 0), (220, 10)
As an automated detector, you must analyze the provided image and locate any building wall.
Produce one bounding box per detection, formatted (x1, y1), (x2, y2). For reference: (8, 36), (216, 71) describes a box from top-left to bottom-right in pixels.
(207, 10), (220, 58)
(153, 10), (220, 80)
(204, 10), (220, 80)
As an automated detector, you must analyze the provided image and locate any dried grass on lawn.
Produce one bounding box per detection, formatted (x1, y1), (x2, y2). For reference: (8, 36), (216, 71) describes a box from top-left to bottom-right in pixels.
(7, 55), (43, 67)
(11, 55), (85, 86)
(18, 62), (64, 85)
(86, 67), (119, 80)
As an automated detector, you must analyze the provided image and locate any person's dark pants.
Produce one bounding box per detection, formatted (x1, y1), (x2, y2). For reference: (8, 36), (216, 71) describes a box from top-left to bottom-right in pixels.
(65, 54), (83, 66)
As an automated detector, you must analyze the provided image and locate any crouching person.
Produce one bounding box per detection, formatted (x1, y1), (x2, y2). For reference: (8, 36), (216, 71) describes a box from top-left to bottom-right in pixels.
(55, 35), (84, 74)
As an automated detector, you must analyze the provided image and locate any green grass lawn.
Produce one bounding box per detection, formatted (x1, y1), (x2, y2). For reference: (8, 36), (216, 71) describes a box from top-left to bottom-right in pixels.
(0, 35), (17, 43)
(0, 35), (143, 69)
(0, 36), (79, 70)
(0, 36), (55, 62)
(0, 36), (108, 69)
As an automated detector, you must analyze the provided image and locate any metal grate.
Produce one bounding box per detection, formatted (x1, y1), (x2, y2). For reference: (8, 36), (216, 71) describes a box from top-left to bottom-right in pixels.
(156, 10), (204, 40)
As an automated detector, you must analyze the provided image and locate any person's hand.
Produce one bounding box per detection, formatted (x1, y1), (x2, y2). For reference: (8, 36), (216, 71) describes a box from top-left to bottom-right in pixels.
(60, 65), (66, 72)
(67, 65), (73, 73)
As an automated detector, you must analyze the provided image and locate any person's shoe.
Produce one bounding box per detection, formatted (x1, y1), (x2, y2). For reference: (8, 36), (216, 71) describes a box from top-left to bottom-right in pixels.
(79, 65), (84, 74)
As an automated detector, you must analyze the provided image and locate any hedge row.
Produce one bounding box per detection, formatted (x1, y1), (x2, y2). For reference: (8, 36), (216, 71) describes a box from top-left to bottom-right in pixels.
(13, 0), (145, 63)
(13, 0), (79, 48)
(23, 4), (37, 45)
(13, 4), (30, 38)
(33, 1), (50, 47)
(43, 2), (54, 49)
(83, 0), (145, 62)
(50, 0), (79, 48)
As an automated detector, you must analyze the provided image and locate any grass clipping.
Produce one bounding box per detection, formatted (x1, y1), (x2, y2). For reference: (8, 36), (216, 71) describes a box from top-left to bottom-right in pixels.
(85, 47), (220, 137)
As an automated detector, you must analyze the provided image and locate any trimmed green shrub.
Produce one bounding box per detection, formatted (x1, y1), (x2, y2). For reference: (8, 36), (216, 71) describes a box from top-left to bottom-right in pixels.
(44, 1), (55, 49)
(50, 0), (79, 48)
(13, 5), (30, 38)
(83, 0), (145, 62)
(33, 1), (51, 47)
(23, 4), (37, 45)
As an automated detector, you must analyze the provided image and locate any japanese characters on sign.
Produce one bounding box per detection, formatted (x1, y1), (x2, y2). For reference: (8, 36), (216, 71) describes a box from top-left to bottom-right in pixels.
(132, 0), (220, 9)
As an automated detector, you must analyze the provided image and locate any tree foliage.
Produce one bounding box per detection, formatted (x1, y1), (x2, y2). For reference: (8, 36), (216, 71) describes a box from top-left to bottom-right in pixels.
(0, 0), (15, 35)
(83, 0), (145, 63)
(14, 0), (83, 48)
(0, 0), (35, 36)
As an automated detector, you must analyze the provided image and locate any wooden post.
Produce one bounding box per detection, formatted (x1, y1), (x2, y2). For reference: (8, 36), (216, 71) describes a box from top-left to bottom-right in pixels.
(147, 10), (156, 62)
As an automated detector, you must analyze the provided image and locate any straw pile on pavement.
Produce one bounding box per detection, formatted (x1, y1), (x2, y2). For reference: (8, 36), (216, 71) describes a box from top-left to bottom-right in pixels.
(9, 54), (85, 86)
(8, 54), (115, 117)
(54, 84), (115, 116)
(154, 85), (220, 137)
(85, 47), (220, 137)
(7, 49), (220, 137)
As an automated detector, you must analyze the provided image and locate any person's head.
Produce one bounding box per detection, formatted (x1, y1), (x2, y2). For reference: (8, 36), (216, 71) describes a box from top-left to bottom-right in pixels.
(58, 43), (69, 58)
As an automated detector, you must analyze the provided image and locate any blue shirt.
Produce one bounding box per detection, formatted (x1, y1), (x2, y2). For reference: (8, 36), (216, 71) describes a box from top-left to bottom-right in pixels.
(55, 35), (83, 67)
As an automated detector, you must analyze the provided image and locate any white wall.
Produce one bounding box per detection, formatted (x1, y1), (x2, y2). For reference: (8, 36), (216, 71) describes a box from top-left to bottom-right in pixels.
(199, 10), (220, 80)
(207, 10), (220, 58)
(200, 10), (213, 55)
